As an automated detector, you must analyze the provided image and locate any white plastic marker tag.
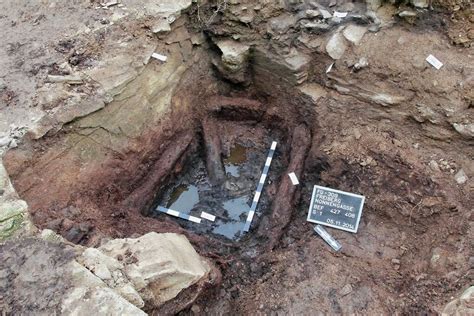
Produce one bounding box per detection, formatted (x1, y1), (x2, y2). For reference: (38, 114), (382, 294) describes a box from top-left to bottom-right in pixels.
(326, 62), (334, 74)
(333, 11), (348, 18)
(200, 211), (216, 222)
(314, 225), (342, 251)
(288, 172), (299, 185)
(151, 53), (168, 62)
(426, 54), (443, 70)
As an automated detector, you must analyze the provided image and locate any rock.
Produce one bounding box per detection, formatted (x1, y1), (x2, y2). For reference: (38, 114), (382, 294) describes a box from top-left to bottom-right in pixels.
(429, 160), (440, 172)
(62, 261), (147, 316)
(301, 20), (331, 32)
(354, 57), (369, 71)
(452, 122), (474, 139)
(454, 169), (468, 185)
(343, 25), (368, 45)
(0, 137), (9, 147)
(268, 14), (298, 34)
(191, 33), (206, 46)
(366, 0), (382, 11)
(298, 34), (324, 49)
(399, 10), (417, 18)
(326, 32), (347, 60)
(339, 284), (353, 296)
(391, 258), (400, 265)
(410, 0), (428, 8)
(151, 18), (171, 33)
(0, 161), (33, 241)
(305, 9), (320, 18)
(165, 26), (191, 44)
(99, 232), (210, 308)
(253, 48), (309, 86)
(353, 129), (362, 140)
(46, 74), (83, 84)
(213, 40), (250, 84)
(369, 93), (406, 106)
(40, 229), (67, 243)
(0, 200), (29, 241)
(430, 247), (448, 272)
(284, 50), (311, 84)
(216, 40), (250, 72)
(442, 286), (474, 315)
(319, 8), (332, 19)
(298, 83), (327, 103)
(460, 287), (474, 309)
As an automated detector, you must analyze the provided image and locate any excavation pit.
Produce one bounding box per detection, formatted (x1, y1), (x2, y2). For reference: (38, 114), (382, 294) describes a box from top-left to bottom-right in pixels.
(2, 28), (471, 314)
(149, 121), (286, 241)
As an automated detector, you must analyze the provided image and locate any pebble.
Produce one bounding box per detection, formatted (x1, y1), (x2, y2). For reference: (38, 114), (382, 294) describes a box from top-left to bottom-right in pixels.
(305, 9), (320, 18)
(391, 258), (401, 265)
(339, 284), (353, 296)
(353, 129), (362, 140)
(454, 169), (468, 184)
(354, 57), (369, 71)
(191, 305), (201, 314)
(429, 160), (440, 172)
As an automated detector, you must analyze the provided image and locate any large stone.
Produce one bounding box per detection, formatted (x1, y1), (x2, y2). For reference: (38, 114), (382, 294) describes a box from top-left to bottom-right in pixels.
(452, 122), (474, 139)
(268, 14), (298, 34)
(99, 232), (210, 308)
(326, 32), (348, 60)
(0, 160), (32, 241)
(78, 248), (145, 308)
(214, 40), (250, 84)
(343, 25), (368, 45)
(62, 261), (147, 316)
(442, 286), (474, 315)
(298, 83), (328, 103)
(216, 40), (250, 72)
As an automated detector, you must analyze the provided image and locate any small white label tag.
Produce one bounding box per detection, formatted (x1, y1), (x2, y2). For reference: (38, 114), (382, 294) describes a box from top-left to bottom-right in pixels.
(333, 11), (348, 18)
(151, 52), (168, 62)
(288, 172), (299, 185)
(426, 54), (443, 70)
(200, 211), (216, 222)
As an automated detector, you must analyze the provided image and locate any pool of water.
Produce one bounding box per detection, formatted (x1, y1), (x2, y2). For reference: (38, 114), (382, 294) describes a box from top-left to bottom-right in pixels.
(224, 144), (247, 177)
(151, 138), (280, 241)
(167, 184), (199, 212)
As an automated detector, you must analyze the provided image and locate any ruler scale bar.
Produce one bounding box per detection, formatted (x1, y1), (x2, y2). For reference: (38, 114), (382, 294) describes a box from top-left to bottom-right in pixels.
(157, 206), (202, 224)
(243, 141), (277, 232)
(314, 225), (342, 251)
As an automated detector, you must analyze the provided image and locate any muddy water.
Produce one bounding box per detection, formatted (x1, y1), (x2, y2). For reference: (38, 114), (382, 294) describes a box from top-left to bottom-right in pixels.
(167, 184), (199, 212)
(224, 144), (247, 177)
(151, 140), (275, 240)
